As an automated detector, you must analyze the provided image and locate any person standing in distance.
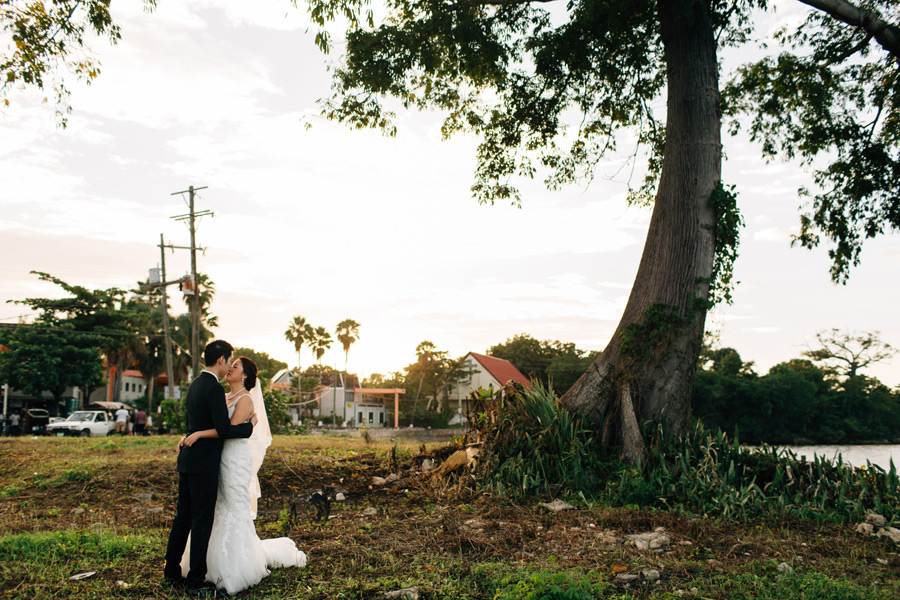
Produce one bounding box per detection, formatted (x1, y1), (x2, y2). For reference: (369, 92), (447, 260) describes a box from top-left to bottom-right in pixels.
(163, 340), (257, 596)
(114, 406), (129, 434)
(134, 408), (147, 436)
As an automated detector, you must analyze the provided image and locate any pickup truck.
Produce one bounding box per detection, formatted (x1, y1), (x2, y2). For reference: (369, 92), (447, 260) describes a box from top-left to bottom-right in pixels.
(46, 410), (114, 437)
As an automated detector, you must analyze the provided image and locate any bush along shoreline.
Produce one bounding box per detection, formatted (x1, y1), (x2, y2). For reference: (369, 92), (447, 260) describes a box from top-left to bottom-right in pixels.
(471, 383), (899, 525)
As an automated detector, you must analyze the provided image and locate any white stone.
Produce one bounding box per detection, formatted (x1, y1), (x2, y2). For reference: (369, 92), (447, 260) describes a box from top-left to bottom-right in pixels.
(372, 476), (387, 485)
(363, 507), (379, 516)
(539, 499), (575, 513)
(866, 513), (887, 528)
(614, 572), (640, 584)
(649, 535), (672, 550)
(385, 473), (401, 483)
(421, 459), (434, 472)
(383, 586), (419, 599)
(856, 522), (875, 535)
(641, 569), (660, 582)
(875, 526), (900, 544)
(335, 492), (346, 501)
(625, 531), (672, 552)
(777, 562), (794, 574)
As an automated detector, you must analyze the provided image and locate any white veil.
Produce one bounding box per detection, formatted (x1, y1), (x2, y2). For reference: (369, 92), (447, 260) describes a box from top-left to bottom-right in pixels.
(247, 379), (272, 520)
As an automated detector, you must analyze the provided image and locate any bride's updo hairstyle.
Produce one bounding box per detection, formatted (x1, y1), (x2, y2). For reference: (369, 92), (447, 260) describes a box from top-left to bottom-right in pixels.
(238, 356), (258, 391)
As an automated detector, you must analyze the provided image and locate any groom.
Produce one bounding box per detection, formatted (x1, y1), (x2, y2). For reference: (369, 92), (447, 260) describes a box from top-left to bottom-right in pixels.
(164, 340), (256, 595)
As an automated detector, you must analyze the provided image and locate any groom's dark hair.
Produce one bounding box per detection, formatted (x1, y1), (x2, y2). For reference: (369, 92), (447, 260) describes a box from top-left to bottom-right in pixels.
(204, 340), (234, 367)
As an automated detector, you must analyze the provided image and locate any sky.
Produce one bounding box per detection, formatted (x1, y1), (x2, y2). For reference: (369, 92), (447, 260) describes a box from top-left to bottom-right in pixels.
(1, 0), (897, 386)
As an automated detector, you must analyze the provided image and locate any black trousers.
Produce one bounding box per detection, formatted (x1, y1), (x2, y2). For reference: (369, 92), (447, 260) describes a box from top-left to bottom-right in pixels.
(163, 470), (219, 585)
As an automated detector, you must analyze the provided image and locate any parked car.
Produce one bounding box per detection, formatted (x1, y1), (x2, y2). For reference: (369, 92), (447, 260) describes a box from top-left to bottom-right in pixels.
(46, 411), (114, 437)
(25, 409), (50, 435)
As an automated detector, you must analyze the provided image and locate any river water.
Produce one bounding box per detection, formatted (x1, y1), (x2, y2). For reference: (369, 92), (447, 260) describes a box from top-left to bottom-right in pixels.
(779, 444), (899, 471)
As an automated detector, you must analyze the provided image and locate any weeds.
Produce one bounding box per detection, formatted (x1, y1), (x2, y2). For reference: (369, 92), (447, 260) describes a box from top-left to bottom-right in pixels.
(605, 422), (900, 523)
(475, 382), (601, 499)
(468, 384), (900, 524)
(0, 434), (898, 599)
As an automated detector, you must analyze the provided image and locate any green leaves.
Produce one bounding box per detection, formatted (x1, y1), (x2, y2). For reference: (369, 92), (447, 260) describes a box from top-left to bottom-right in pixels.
(722, 1), (900, 282)
(0, 0), (157, 126)
(315, 0), (672, 206)
(475, 382), (599, 499)
(0, 322), (105, 401)
(708, 182), (744, 306)
(608, 421), (900, 522)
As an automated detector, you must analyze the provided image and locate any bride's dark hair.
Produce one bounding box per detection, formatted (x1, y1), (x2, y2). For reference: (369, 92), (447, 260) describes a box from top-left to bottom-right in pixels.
(238, 356), (258, 391)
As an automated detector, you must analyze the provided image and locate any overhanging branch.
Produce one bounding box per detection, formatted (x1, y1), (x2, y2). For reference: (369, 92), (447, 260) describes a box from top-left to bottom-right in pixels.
(798, 0), (900, 58)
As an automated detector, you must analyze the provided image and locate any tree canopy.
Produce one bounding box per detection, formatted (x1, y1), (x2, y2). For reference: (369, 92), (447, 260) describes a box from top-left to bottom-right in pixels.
(802, 329), (896, 378)
(0, 0), (156, 124)
(2, 271), (144, 407)
(0, 323), (104, 405)
(301, 0), (899, 460)
(309, 0), (898, 279)
(489, 333), (598, 394)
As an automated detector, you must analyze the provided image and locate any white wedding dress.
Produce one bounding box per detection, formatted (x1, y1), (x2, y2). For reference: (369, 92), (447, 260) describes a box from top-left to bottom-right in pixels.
(181, 397), (306, 594)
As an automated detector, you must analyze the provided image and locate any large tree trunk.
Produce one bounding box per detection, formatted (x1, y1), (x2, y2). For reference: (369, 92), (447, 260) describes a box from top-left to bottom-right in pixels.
(561, 0), (721, 464)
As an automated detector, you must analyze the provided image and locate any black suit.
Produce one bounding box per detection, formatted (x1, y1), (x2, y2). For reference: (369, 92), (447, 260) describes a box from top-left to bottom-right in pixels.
(164, 371), (253, 587)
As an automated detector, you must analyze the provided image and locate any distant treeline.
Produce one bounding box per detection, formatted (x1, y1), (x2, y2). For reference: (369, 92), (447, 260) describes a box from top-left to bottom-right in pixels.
(489, 333), (899, 445)
(692, 349), (900, 444)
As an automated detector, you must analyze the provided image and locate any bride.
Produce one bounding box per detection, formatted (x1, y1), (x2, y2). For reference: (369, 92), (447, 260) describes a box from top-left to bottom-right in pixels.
(179, 356), (306, 594)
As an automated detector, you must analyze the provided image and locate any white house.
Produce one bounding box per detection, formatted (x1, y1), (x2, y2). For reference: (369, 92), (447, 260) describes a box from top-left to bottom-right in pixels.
(445, 352), (531, 420)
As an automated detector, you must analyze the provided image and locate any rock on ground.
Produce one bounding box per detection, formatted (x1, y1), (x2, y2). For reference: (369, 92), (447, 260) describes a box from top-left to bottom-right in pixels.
(866, 513), (887, 528)
(625, 529), (672, 552)
(876, 527), (900, 545)
(383, 586), (419, 599)
(614, 572), (640, 584)
(538, 500), (575, 513)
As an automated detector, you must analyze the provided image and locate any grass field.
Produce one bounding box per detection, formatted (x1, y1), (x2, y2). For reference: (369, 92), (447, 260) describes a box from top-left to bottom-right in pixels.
(0, 434), (897, 599)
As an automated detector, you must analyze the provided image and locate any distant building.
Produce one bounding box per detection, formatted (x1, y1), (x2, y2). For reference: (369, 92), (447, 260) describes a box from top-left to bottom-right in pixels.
(87, 369), (148, 406)
(270, 368), (295, 392)
(445, 352), (531, 420)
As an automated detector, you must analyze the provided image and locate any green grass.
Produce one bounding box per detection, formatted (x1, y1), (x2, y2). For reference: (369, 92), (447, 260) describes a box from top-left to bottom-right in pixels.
(0, 529), (165, 599)
(0, 435), (898, 599)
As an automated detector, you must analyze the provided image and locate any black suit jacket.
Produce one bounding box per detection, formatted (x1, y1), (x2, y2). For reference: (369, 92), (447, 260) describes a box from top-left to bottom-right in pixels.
(176, 371), (253, 474)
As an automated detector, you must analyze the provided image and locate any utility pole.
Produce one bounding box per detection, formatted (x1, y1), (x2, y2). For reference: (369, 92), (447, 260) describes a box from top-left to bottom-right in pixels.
(158, 234), (187, 408)
(171, 185), (211, 379)
(144, 236), (192, 413)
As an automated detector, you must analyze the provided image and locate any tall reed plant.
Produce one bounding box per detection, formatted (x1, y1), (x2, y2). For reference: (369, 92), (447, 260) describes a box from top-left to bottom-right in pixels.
(475, 382), (600, 499)
(604, 421), (900, 523)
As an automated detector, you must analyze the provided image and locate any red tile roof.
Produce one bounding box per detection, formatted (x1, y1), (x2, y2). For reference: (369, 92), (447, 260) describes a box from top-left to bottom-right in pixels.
(467, 352), (532, 388)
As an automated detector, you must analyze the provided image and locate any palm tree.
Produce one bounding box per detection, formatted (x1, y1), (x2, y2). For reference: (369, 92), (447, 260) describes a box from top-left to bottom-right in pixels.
(311, 326), (333, 365)
(284, 316), (314, 397)
(335, 319), (361, 373)
(410, 340), (436, 426)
